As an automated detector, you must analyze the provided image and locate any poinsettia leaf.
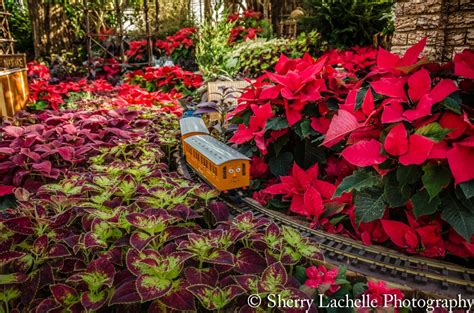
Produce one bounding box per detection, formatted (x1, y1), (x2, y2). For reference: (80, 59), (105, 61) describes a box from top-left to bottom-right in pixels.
(265, 117), (289, 131)
(322, 110), (360, 148)
(396, 165), (422, 186)
(354, 86), (369, 111)
(341, 139), (388, 167)
(333, 169), (381, 198)
(268, 152), (293, 177)
(294, 119), (315, 139)
(422, 164), (452, 200)
(383, 174), (410, 208)
(235, 248), (267, 274)
(416, 122), (452, 142)
(441, 92), (462, 114)
(412, 190), (440, 218)
(441, 193), (474, 242)
(460, 180), (474, 199)
(354, 187), (386, 225)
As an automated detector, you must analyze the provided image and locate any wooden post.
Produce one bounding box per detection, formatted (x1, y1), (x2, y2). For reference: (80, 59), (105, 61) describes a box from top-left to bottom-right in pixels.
(84, 0), (93, 77)
(144, 0), (153, 66)
(115, 0), (125, 65)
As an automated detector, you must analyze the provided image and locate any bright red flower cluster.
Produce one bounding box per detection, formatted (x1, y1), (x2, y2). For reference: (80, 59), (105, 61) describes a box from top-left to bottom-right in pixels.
(227, 10), (264, 44)
(126, 65), (202, 97)
(155, 27), (197, 56)
(363, 280), (404, 310)
(27, 61), (51, 81)
(305, 265), (340, 295)
(125, 40), (149, 62)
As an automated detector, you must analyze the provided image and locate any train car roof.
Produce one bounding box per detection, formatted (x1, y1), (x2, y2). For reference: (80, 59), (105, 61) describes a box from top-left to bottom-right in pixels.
(184, 135), (250, 165)
(180, 117), (210, 136)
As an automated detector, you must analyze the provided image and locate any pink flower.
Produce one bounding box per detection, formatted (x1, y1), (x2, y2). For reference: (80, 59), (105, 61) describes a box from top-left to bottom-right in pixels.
(305, 265), (340, 295)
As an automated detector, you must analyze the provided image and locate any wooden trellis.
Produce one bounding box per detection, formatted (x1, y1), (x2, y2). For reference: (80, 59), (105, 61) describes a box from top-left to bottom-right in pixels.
(0, 0), (29, 117)
(84, 0), (158, 74)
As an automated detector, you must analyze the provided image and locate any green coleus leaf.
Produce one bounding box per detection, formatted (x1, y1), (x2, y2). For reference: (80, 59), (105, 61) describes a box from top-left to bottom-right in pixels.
(422, 164), (452, 200)
(411, 190), (440, 218)
(354, 187), (386, 225)
(0, 287), (21, 303)
(282, 226), (302, 248)
(415, 122), (452, 142)
(136, 275), (172, 302)
(333, 169), (381, 198)
(187, 284), (244, 310)
(441, 193), (474, 241)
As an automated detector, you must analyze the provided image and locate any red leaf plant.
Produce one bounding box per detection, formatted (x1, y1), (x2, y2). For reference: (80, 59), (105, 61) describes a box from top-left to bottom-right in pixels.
(305, 265), (340, 295)
(263, 162), (336, 223)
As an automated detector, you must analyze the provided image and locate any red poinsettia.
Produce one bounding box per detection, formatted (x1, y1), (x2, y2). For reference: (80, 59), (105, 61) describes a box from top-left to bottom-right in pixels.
(305, 265), (340, 295)
(263, 162), (335, 222)
(363, 280), (404, 308)
(381, 211), (445, 257)
(373, 37), (427, 75)
(229, 103), (274, 154)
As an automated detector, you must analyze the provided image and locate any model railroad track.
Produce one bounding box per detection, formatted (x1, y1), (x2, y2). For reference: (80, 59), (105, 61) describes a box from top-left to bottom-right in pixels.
(225, 197), (474, 298)
(178, 154), (474, 298)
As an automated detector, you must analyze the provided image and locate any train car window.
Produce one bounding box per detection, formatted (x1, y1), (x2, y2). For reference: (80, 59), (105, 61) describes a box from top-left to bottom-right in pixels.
(223, 166), (227, 179)
(242, 163), (246, 176)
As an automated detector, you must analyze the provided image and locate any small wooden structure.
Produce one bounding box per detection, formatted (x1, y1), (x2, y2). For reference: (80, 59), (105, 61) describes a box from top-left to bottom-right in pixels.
(0, 0), (29, 117)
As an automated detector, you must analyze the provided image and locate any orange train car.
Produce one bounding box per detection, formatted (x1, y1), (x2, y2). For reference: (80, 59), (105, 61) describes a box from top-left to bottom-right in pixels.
(180, 117), (250, 191)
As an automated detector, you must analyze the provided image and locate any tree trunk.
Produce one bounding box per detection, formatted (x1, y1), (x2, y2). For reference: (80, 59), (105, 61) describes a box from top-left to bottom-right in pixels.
(27, 0), (76, 58)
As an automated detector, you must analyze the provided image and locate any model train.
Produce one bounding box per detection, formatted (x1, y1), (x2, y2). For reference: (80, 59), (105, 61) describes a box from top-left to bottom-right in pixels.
(180, 116), (250, 191)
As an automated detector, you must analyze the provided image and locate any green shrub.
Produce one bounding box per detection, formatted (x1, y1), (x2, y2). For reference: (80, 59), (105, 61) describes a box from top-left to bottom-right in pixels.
(228, 31), (327, 78)
(5, 0), (33, 54)
(299, 0), (394, 48)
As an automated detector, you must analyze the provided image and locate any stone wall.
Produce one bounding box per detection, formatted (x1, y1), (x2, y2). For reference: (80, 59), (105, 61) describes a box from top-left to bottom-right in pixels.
(391, 0), (474, 61)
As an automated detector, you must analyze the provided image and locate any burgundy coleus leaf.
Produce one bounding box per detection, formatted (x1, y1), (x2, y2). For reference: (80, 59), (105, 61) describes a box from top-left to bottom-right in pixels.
(0, 272), (28, 284)
(56, 146), (74, 161)
(322, 109), (361, 148)
(81, 291), (108, 311)
(50, 283), (79, 307)
(0, 251), (25, 266)
(3, 126), (24, 138)
(234, 274), (258, 291)
(130, 231), (156, 251)
(159, 279), (196, 311)
(341, 139), (388, 167)
(33, 234), (48, 255)
(184, 267), (219, 286)
(109, 280), (141, 305)
(125, 249), (142, 276)
(35, 298), (61, 312)
(136, 275), (173, 302)
(164, 226), (193, 242)
(384, 123), (409, 156)
(14, 188), (30, 202)
(206, 250), (235, 265)
(3, 217), (34, 235)
(258, 262), (288, 293)
(208, 201), (230, 223)
(235, 248), (267, 274)
(86, 257), (116, 288)
(32, 160), (52, 176)
(47, 244), (71, 258)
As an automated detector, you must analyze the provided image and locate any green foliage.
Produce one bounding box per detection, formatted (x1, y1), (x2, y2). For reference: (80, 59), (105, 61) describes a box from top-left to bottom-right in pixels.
(299, 0), (394, 48)
(195, 17), (239, 80)
(5, 0), (33, 54)
(228, 31), (327, 78)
